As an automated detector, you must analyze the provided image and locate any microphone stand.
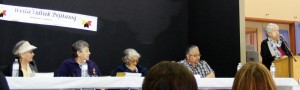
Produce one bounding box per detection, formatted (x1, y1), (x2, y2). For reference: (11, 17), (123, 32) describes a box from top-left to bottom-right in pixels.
(280, 36), (297, 78)
(281, 36), (297, 62)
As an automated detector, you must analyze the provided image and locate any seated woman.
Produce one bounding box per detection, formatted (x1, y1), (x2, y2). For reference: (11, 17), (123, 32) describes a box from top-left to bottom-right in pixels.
(8, 40), (38, 77)
(142, 61), (197, 90)
(55, 40), (101, 77)
(232, 62), (277, 90)
(111, 48), (147, 76)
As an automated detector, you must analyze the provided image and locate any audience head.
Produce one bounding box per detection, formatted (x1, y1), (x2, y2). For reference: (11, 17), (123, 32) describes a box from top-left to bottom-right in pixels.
(12, 40), (37, 62)
(122, 48), (140, 66)
(142, 61), (197, 90)
(185, 45), (201, 64)
(265, 23), (280, 40)
(232, 62), (277, 90)
(72, 40), (90, 60)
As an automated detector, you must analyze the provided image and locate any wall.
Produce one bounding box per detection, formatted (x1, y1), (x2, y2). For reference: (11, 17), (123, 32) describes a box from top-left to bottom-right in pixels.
(245, 0), (300, 21)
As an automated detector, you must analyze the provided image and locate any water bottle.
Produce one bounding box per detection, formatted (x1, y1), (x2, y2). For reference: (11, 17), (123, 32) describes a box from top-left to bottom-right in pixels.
(81, 60), (88, 77)
(12, 59), (19, 77)
(270, 63), (276, 78)
(81, 61), (93, 90)
(237, 63), (242, 71)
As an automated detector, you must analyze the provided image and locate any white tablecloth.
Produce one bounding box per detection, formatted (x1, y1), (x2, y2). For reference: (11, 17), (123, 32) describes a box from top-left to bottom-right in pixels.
(6, 77), (300, 90)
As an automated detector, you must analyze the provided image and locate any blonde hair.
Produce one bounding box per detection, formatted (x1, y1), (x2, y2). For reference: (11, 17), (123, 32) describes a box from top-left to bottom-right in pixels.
(232, 62), (277, 90)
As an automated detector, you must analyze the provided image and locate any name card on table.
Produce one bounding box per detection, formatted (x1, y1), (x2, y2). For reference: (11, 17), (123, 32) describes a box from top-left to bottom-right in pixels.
(116, 72), (141, 77)
(33, 72), (54, 77)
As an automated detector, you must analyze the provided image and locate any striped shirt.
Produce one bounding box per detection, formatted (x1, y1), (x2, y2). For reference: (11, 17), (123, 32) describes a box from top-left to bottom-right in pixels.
(178, 60), (214, 78)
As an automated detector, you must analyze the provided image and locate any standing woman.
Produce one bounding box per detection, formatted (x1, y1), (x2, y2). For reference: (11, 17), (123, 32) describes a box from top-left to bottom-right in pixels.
(111, 48), (147, 76)
(9, 40), (38, 77)
(55, 40), (101, 77)
(260, 23), (290, 69)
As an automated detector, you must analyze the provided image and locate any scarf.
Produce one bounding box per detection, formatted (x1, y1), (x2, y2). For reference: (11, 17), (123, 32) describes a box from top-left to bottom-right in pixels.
(267, 37), (283, 59)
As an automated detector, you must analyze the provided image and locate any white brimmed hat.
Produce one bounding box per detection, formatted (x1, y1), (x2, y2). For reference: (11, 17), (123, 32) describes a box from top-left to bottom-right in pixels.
(13, 41), (37, 55)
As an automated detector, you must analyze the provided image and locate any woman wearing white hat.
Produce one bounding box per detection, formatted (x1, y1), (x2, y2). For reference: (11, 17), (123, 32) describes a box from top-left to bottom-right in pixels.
(9, 40), (38, 77)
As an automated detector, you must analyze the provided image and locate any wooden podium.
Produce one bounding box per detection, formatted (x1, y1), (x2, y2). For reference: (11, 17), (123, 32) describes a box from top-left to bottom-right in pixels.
(273, 56), (300, 81)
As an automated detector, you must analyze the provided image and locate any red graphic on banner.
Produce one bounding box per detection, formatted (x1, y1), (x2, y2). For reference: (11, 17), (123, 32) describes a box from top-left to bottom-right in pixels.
(82, 20), (92, 28)
(0, 10), (6, 17)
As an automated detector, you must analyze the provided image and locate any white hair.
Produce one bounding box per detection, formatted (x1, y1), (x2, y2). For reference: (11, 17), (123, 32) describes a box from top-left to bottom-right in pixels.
(264, 23), (279, 36)
(122, 48), (141, 63)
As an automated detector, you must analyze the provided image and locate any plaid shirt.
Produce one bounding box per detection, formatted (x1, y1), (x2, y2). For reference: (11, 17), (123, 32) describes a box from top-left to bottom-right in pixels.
(178, 59), (214, 78)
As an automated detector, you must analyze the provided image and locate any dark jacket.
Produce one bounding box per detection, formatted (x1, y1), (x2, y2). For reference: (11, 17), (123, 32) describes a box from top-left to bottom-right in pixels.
(111, 63), (147, 76)
(0, 71), (9, 90)
(55, 58), (101, 77)
(260, 39), (290, 69)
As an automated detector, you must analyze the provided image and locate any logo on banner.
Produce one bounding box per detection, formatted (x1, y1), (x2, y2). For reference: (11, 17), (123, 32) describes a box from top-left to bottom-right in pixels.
(0, 10), (6, 17)
(82, 20), (92, 28)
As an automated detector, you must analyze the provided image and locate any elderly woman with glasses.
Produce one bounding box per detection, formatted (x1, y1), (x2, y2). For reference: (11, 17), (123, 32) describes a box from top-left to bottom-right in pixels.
(260, 23), (291, 69)
(9, 40), (38, 77)
(111, 48), (148, 76)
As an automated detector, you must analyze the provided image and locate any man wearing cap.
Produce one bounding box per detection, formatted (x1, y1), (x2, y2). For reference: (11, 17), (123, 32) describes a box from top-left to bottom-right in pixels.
(8, 40), (38, 77)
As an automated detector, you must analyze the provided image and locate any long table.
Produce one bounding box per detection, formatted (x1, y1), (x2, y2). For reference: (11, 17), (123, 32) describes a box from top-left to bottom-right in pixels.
(6, 77), (300, 90)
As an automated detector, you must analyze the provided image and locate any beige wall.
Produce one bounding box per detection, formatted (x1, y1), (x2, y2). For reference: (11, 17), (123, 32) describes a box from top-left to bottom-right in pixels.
(245, 0), (300, 21)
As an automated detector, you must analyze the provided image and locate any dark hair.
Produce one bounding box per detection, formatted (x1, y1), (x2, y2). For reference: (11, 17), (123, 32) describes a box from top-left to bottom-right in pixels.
(185, 45), (199, 55)
(142, 61), (197, 90)
(232, 62), (277, 90)
(72, 40), (89, 57)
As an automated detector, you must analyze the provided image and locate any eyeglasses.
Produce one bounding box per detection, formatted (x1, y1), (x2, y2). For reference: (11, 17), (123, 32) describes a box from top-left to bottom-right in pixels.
(130, 59), (139, 62)
(189, 54), (201, 57)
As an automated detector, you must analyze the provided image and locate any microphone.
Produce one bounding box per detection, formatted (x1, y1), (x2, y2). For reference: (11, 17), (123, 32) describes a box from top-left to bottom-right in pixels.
(279, 34), (285, 41)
